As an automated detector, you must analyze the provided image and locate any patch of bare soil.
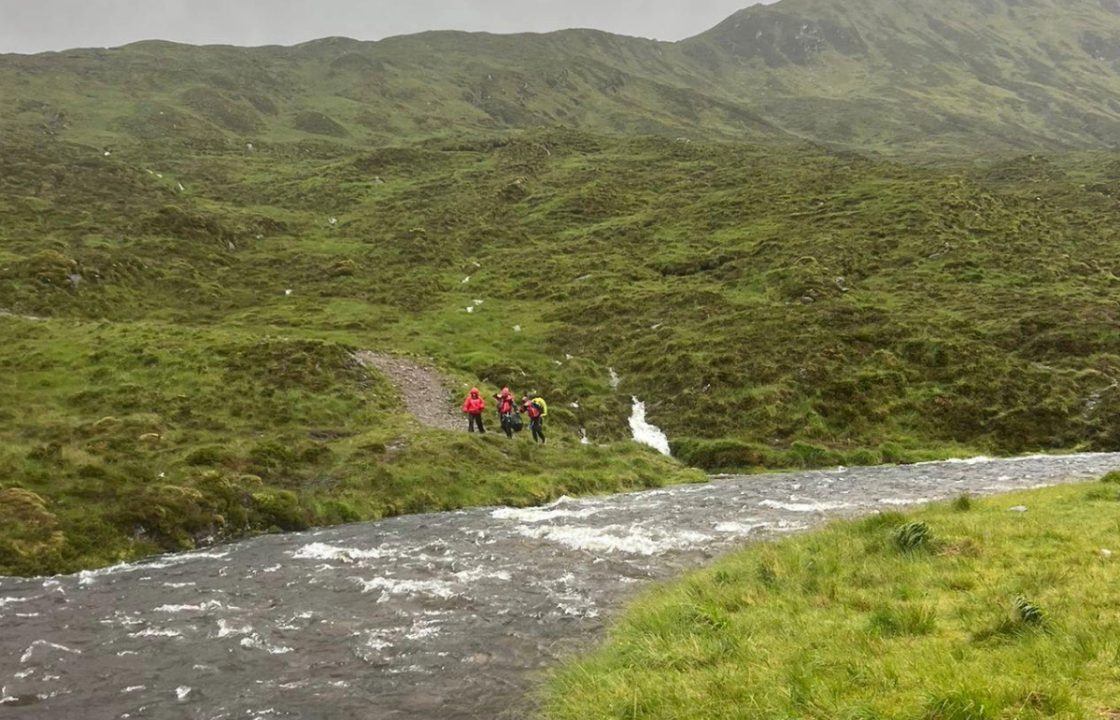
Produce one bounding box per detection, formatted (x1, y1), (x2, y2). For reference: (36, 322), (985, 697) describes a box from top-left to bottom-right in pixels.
(355, 351), (462, 432)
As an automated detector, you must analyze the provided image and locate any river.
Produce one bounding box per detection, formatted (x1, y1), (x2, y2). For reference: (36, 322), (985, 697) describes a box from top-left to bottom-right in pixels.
(2, 453), (1118, 719)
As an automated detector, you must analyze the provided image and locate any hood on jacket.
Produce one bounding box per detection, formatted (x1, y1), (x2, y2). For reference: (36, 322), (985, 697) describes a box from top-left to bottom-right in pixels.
(469, 388), (480, 397)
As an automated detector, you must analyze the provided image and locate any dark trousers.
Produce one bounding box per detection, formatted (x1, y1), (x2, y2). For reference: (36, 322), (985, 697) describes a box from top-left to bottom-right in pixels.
(468, 414), (485, 433)
(530, 418), (545, 444)
(500, 413), (514, 438)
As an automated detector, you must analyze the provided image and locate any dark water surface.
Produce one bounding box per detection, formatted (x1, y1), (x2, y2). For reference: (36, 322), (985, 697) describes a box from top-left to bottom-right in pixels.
(3, 453), (1118, 719)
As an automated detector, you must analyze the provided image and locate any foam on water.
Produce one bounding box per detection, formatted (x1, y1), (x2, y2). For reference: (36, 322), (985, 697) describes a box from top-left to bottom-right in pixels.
(352, 577), (457, 599)
(713, 521), (767, 534)
(292, 543), (385, 562)
(629, 398), (671, 456)
(404, 620), (442, 641)
(911, 453), (1108, 468)
(516, 524), (710, 556)
(19, 640), (81, 663)
(0, 596), (33, 608)
(154, 600), (225, 613)
(451, 567), (512, 583)
(129, 628), (184, 639)
(217, 619), (253, 638)
(491, 501), (603, 524)
(239, 635), (293, 655)
(759, 499), (852, 513)
(73, 549), (230, 586)
(362, 634), (393, 653)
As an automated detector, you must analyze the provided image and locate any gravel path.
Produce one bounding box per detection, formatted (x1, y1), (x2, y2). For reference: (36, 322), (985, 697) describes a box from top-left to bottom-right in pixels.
(1, 453), (1118, 719)
(354, 351), (462, 432)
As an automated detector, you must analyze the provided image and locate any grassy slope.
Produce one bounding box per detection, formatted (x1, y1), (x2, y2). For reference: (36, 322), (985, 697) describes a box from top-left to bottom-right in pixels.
(4, 127), (1120, 575)
(6, 0), (1120, 154)
(10, 130), (1120, 462)
(543, 478), (1120, 719)
(0, 31), (783, 151)
(686, 0), (1120, 153)
(0, 315), (700, 576)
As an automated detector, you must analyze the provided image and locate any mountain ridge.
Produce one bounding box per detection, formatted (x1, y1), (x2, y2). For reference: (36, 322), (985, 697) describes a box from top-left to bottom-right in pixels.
(6, 0), (1120, 154)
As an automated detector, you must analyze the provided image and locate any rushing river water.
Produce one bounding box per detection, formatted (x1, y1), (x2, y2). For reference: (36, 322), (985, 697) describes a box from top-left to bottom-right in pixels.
(2, 453), (1119, 720)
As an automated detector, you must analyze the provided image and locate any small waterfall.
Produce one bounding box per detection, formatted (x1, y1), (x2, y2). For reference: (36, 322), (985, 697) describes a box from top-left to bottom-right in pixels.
(629, 398), (671, 456)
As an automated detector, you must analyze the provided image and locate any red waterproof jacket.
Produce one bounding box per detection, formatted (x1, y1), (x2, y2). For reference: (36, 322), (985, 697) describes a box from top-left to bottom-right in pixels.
(523, 400), (542, 420)
(462, 389), (486, 416)
(497, 388), (515, 414)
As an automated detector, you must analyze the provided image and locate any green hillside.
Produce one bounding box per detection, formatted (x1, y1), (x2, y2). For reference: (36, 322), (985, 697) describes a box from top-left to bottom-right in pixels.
(5, 128), (1120, 463)
(5, 0), (1120, 573)
(0, 31), (784, 151)
(7, 0), (1120, 153)
(688, 0), (1120, 152)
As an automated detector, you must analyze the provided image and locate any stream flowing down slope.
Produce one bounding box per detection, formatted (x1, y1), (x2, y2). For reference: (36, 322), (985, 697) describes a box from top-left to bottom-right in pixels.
(2, 453), (1119, 720)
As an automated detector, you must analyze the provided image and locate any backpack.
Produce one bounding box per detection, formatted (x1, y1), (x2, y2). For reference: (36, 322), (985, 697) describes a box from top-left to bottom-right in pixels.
(532, 397), (548, 417)
(510, 412), (524, 432)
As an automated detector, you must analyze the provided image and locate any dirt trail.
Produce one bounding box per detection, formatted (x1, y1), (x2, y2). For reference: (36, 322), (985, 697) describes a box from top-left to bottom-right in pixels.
(355, 351), (462, 431)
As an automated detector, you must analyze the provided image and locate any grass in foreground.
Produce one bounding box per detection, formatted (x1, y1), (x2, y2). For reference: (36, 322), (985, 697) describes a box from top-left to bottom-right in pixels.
(543, 478), (1120, 719)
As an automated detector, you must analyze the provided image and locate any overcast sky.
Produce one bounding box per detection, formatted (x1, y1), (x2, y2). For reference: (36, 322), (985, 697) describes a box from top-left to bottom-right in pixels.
(0, 0), (776, 55)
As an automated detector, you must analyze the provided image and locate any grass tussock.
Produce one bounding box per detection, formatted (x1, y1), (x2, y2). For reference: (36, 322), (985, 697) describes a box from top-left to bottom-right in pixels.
(892, 521), (936, 554)
(542, 483), (1120, 719)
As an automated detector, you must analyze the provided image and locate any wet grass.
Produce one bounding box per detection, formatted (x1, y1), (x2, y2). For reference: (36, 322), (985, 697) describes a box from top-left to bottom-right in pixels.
(541, 479), (1120, 719)
(6, 131), (1120, 464)
(0, 317), (701, 576)
(5, 128), (1120, 573)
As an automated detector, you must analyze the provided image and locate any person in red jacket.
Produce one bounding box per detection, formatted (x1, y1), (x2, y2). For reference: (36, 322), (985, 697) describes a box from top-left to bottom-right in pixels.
(495, 387), (517, 438)
(462, 388), (486, 433)
(521, 395), (545, 444)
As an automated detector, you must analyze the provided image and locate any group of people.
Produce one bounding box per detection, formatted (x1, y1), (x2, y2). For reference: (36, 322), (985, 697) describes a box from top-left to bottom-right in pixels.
(461, 387), (548, 443)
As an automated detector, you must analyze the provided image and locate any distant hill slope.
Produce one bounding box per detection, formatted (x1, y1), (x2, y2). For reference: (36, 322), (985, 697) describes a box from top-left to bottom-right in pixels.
(687, 0), (1120, 152)
(0, 31), (787, 150)
(5, 0), (1120, 153)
